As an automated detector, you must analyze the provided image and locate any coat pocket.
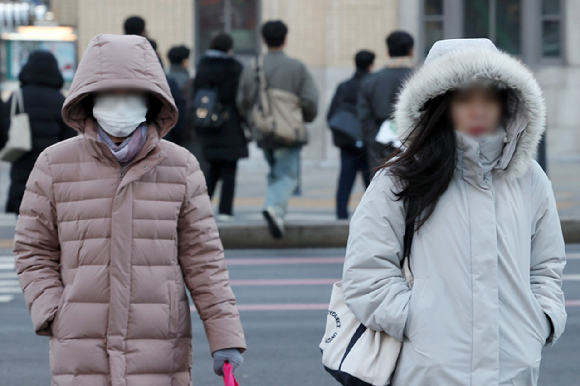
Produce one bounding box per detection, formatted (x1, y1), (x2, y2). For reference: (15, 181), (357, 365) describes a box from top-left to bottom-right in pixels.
(530, 292), (551, 343)
(168, 280), (178, 336)
(50, 286), (69, 338)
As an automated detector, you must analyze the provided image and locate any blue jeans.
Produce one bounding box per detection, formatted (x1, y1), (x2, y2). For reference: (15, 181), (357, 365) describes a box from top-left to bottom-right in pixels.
(263, 147), (301, 218)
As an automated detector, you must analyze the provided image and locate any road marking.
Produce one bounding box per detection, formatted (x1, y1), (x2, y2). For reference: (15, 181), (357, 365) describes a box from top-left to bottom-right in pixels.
(226, 257), (344, 266)
(0, 295), (14, 303)
(193, 300), (580, 313)
(567, 253), (580, 260)
(0, 280), (18, 286)
(230, 278), (339, 286)
(0, 263), (14, 270)
(0, 286), (22, 294)
(563, 274), (580, 281)
(191, 303), (328, 312)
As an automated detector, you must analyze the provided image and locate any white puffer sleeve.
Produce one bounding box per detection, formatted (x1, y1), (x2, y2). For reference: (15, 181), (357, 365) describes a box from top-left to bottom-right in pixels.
(529, 161), (567, 346)
(342, 171), (412, 342)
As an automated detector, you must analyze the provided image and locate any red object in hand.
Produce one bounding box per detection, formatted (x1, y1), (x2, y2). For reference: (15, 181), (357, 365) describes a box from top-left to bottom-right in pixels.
(223, 362), (240, 386)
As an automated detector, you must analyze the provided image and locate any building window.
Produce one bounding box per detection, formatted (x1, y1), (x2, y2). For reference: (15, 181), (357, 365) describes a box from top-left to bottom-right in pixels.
(540, 0), (562, 57)
(196, 0), (259, 56)
(423, 0), (444, 57)
(422, 0), (563, 63)
(463, 0), (521, 55)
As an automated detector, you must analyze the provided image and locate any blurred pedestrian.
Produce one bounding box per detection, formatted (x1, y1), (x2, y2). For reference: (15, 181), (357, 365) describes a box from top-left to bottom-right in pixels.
(167, 45), (192, 90)
(123, 18), (186, 145)
(123, 15), (147, 36)
(190, 33), (248, 221)
(343, 39), (566, 386)
(13, 34), (246, 385)
(327, 50), (375, 219)
(0, 100), (8, 150)
(237, 20), (319, 239)
(358, 31), (414, 173)
(2, 50), (75, 214)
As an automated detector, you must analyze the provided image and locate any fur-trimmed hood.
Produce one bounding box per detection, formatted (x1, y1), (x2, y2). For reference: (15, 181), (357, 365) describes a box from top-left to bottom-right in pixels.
(394, 38), (546, 179)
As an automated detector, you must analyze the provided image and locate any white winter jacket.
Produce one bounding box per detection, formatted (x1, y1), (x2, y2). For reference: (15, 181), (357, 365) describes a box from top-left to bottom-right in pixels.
(343, 39), (566, 386)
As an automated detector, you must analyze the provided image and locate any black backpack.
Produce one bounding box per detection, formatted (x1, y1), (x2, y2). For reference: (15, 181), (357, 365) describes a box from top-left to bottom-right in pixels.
(190, 88), (229, 129)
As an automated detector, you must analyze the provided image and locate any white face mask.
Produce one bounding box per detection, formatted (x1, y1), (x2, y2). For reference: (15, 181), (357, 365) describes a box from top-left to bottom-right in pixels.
(93, 95), (148, 137)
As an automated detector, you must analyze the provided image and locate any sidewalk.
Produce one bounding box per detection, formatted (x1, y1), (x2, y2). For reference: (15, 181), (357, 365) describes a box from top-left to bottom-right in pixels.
(224, 156), (580, 222)
(1, 156), (579, 249)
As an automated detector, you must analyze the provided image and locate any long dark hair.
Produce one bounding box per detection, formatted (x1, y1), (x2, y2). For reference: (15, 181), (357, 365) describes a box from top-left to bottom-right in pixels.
(385, 89), (509, 232)
(385, 92), (456, 232)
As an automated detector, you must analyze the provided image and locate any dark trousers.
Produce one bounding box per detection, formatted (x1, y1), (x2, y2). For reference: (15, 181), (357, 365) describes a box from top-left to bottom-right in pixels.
(206, 160), (238, 216)
(336, 147), (372, 219)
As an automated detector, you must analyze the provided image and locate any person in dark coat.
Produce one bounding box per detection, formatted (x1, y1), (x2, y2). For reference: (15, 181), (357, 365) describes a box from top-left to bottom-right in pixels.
(327, 50), (375, 219)
(4, 50), (76, 214)
(144, 37), (186, 146)
(191, 33), (248, 219)
(0, 100), (8, 149)
(167, 45), (191, 91)
(358, 31), (414, 172)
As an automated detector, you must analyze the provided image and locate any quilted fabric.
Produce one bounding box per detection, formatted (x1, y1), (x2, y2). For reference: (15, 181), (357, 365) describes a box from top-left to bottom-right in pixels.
(14, 34), (246, 386)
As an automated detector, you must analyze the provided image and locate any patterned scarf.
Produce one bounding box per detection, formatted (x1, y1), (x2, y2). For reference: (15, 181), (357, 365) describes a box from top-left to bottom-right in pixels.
(97, 123), (147, 165)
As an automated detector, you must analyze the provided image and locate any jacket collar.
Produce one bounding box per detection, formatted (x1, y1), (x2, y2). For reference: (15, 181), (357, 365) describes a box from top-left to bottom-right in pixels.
(455, 129), (506, 188)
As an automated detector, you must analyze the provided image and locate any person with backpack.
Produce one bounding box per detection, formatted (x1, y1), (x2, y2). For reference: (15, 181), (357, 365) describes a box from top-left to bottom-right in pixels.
(358, 31), (414, 174)
(327, 50), (375, 220)
(1, 50), (76, 214)
(13, 34), (245, 385)
(237, 20), (319, 239)
(341, 38), (566, 386)
(190, 33), (248, 220)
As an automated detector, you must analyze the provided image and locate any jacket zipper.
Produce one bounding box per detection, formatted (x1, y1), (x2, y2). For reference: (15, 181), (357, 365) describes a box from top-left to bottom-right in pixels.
(119, 167), (125, 179)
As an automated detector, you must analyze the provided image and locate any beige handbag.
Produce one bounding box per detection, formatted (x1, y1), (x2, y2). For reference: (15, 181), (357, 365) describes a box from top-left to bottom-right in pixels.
(0, 89), (32, 162)
(320, 260), (413, 386)
(251, 57), (307, 146)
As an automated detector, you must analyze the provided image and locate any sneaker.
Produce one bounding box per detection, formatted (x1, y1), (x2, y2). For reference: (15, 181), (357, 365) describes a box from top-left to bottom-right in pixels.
(262, 207), (284, 239)
(216, 214), (235, 222)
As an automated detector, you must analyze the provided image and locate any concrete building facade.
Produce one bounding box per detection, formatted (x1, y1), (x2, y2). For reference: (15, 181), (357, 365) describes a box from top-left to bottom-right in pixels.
(50, 0), (579, 162)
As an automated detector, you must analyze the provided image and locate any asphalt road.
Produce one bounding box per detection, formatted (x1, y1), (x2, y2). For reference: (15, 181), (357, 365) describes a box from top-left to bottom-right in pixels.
(0, 246), (579, 386)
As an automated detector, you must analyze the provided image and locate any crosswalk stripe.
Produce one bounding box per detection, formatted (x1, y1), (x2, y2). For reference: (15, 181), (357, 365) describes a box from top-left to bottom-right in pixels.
(0, 272), (17, 279)
(0, 263), (14, 270)
(563, 274), (580, 281)
(0, 295), (14, 303)
(0, 286), (22, 294)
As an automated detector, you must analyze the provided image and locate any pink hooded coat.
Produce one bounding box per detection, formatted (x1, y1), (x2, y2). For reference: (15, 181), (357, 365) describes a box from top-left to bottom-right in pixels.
(13, 34), (246, 386)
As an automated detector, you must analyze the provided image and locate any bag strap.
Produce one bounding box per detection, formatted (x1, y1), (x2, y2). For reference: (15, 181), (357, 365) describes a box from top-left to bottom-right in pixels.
(223, 363), (240, 386)
(253, 56), (270, 115)
(402, 203), (414, 260)
(10, 89), (24, 117)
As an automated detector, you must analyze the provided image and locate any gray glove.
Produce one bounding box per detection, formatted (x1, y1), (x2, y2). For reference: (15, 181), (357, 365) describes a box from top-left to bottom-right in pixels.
(213, 348), (244, 376)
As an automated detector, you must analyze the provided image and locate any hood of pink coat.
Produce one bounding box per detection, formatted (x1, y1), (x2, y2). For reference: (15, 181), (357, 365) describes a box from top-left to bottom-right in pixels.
(62, 34), (177, 138)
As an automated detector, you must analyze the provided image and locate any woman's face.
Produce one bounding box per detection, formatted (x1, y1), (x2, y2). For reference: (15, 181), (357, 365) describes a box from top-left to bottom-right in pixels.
(451, 87), (503, 137)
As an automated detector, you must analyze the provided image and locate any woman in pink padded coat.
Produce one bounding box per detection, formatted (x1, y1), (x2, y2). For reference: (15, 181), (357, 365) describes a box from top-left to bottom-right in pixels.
(14, 34), (245, 386)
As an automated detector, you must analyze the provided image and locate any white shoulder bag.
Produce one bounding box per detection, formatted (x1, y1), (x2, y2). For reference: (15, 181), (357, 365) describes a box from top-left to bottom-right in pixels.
(0, 89), (32, 163)
(320, 220), (414, 386)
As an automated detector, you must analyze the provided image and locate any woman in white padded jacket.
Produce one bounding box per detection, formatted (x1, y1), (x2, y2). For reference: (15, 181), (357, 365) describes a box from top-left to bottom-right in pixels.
(343, 38), (566, 386)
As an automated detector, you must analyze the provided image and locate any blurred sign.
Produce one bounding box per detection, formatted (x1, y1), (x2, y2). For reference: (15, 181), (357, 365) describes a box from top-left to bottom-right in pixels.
(1, 26), (77, 82)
